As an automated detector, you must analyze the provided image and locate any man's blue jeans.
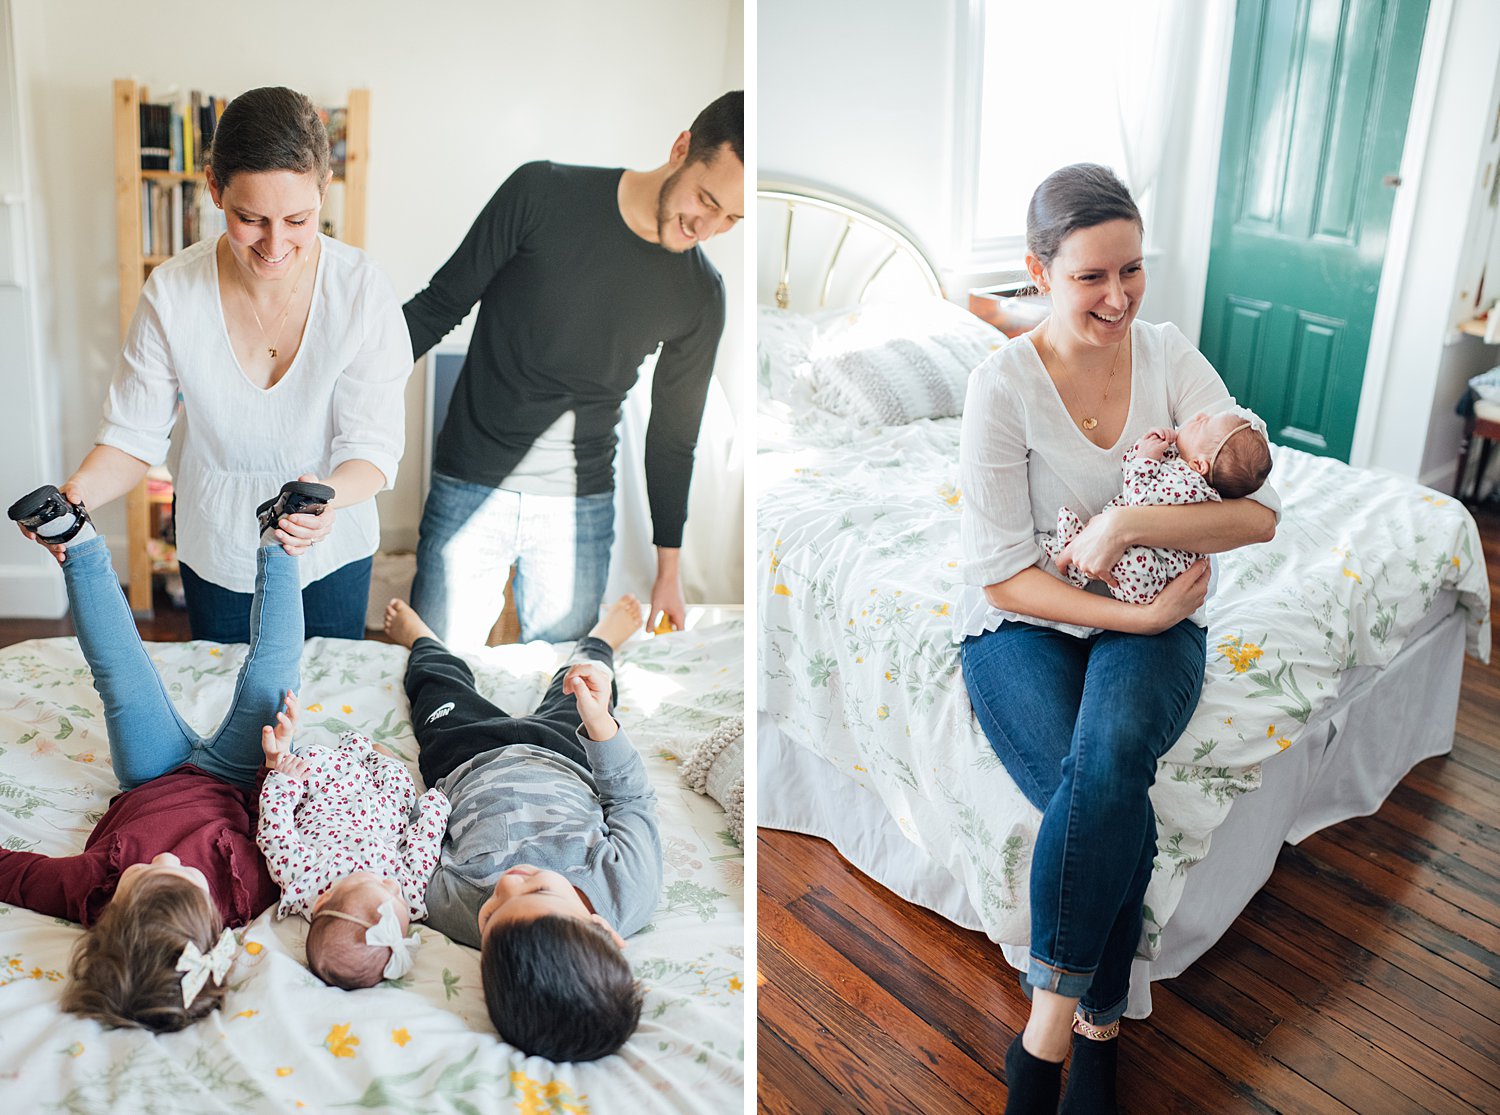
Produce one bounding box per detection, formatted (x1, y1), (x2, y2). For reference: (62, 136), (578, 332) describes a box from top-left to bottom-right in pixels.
(410, 471), (615, 647)
(62, 536), (302, 793)
(960, 618), (1206, 1026)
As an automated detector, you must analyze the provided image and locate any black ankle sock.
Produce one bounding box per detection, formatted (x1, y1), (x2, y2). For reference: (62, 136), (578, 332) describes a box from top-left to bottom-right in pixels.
(1058, 1029), (1119, 1115)
(1004, 1032), (1063, 1115)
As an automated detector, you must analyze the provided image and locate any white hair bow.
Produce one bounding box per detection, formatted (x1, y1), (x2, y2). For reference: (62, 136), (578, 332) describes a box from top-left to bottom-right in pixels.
(1224, 403), (1268, 436)
(366, 900), (420, 980)
(177, 928), (237, 1008)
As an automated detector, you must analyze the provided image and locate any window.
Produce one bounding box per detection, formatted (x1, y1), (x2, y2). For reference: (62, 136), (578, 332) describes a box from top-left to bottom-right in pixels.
(956, 0), (1180, 268)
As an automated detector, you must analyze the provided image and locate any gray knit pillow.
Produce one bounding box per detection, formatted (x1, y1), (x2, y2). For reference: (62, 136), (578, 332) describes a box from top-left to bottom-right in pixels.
(811, 299), (1000, 425)
(679, 716), (744, 846)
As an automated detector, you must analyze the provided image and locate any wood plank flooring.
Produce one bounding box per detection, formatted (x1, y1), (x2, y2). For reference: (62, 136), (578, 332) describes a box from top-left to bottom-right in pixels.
(758, 504), (1500, 1114)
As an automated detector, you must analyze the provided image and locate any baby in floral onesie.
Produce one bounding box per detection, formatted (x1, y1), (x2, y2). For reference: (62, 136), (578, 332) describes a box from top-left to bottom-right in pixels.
(1044, 408), (1273, 605)
(256, 698), (451, 989)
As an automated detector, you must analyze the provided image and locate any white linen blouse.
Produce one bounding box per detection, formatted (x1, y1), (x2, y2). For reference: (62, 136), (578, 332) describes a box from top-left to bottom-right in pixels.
(98, 235), (412, 594)
(955, 318), (1281, 640)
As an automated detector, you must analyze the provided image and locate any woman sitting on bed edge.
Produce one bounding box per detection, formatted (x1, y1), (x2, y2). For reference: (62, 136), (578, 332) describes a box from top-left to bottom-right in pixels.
(956, 164), (1279, 1114)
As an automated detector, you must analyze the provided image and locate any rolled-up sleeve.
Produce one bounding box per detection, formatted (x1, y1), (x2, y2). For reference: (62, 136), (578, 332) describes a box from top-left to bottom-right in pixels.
(1163, 322), (1282, 522)
(959, 363), (1042, 587)
(96, 290), (179, 466)
(329, 269), (412, 489)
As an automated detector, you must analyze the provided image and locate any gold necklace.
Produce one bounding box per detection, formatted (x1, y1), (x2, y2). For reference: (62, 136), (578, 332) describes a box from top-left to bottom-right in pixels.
(234, 248), (313, 360)
(1047, 330), (1125, 432)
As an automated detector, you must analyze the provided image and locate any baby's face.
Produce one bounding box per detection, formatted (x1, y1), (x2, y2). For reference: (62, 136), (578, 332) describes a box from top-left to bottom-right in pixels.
(1174, 412), (1245, 464)
(316, 872), (409, 931)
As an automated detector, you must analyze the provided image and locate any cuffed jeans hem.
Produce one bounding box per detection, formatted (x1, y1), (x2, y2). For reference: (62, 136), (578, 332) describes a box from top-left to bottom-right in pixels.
(1075, 994), (1130, 1028)
(1025, 956), (1096, 1001)
(1020, 964), (1130, 1027)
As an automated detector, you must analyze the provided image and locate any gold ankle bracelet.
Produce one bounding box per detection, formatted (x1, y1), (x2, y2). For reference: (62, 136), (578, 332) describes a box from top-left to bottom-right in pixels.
(1073, 1016), (1119, 1041)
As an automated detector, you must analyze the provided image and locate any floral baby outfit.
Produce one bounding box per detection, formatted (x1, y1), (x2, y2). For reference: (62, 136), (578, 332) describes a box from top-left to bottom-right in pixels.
(258, 731), (451, 920)
(1043, 438), (1220, 605)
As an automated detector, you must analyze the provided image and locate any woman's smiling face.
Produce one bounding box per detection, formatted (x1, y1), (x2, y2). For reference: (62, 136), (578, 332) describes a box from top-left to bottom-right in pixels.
(209, 168), (324, 282)
(1037, 218), (1145, 349)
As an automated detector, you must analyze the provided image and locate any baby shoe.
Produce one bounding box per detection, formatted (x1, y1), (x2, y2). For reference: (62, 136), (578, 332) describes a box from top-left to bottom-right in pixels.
(7, 484), (93, 543)
(256, 481), (336, 537)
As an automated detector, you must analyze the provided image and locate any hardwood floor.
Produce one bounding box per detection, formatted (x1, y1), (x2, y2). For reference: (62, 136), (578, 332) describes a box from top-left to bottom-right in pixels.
(757, 504), (1500, 1114)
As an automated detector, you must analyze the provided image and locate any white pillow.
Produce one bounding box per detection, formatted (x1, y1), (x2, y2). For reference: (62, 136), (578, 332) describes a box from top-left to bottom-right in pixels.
(757, 306), (818, 407)
(810, 298), (1002, 425)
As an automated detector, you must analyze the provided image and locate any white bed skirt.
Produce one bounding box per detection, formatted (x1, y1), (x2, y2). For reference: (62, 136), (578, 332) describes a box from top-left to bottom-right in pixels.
(758, 607), (1467, 1018)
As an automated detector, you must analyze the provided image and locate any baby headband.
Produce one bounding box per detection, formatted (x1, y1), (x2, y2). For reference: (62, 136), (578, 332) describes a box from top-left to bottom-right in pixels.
(1205, 421), (1253, 487)
(177, 928), (237, 1008)
(312, 899), (420, 979)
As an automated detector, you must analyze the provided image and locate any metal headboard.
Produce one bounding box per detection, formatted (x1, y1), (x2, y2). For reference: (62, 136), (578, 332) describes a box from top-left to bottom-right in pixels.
(757, 181), (944, 312)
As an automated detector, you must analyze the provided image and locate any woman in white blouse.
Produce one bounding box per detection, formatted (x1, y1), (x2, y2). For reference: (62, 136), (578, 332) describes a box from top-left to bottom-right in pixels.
(42, 86), (410, 642)
(957, 165), (1278, 1115)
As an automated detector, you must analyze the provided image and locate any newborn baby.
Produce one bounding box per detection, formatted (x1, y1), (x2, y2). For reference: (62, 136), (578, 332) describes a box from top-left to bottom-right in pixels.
(1044, 409), (1274, 605)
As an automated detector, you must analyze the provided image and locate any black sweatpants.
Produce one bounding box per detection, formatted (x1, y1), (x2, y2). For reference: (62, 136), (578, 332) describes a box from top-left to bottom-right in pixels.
(405, 635), (617, 789)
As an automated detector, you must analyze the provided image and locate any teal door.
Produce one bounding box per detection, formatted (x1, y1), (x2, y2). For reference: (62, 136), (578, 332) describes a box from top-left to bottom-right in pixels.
(1199, 0), (1428, 461)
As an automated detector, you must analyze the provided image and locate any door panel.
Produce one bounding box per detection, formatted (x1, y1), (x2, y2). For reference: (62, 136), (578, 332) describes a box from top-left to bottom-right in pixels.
(1200, 0), (1428, 461)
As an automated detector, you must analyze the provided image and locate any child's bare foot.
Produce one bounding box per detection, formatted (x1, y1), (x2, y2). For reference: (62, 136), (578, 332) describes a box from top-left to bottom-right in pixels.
(588, 595), (643, 650)
(383, 599), (435, 649)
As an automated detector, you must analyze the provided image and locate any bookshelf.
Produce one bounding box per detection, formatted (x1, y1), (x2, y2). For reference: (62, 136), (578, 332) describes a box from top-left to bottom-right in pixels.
(111, 79), (370, 614)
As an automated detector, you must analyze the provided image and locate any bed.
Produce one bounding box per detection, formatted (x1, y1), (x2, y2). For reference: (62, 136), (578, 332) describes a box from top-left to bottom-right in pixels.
(754, 183), (1493, 1016)
(0, 623), (744, 1113)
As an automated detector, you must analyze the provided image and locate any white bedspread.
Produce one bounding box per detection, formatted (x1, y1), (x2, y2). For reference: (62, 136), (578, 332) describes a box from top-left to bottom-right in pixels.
(0, 623), (744, 1113)
(758, 416), (1489, 951)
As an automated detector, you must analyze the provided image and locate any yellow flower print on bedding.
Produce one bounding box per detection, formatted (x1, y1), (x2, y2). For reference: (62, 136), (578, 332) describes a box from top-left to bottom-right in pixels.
(1216, 636), (1263, 674)
(510, 1071), (590, 1115)
(323, 1022), (359, 1059)
(2, 955), (63, 985)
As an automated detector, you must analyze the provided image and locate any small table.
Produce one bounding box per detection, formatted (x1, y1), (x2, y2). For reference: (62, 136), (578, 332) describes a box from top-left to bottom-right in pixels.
(968, 286), (1049, 337)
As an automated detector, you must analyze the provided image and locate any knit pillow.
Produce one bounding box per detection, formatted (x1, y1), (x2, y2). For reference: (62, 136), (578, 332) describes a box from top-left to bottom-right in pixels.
(679, 716), (745, 846)
(810, 298), (1001, 425)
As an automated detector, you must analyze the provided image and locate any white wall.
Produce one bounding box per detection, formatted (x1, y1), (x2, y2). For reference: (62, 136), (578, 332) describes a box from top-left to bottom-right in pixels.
(7, 0), (744, 611)
(760, 0), (957, 267)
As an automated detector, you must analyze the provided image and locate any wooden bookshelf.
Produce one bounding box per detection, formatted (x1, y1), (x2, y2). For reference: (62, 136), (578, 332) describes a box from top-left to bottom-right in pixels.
(111, 79), (370, 615)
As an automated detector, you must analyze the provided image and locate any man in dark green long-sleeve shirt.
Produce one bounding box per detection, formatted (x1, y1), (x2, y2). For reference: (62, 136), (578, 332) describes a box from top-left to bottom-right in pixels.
(404, 92), (744, 647)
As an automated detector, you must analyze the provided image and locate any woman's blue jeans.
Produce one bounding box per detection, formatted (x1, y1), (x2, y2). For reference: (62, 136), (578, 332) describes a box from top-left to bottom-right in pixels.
(960, 618), (1207, 1025)
(62, 536), (302, 793)
(180, 554), (371, 644)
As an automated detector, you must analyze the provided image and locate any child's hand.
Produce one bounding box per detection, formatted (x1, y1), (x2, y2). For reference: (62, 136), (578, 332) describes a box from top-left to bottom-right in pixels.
(260, 690), (299, 767)
(272, 751), (313, 780)
(563, 662), (618, 742)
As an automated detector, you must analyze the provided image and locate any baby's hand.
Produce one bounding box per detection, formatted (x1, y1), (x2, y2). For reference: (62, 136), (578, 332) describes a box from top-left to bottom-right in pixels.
(563, 662), (618, 742)
(1137, 428), (1175, 461)
(260, 690), (300, 767)
(272, 751), (313, 780)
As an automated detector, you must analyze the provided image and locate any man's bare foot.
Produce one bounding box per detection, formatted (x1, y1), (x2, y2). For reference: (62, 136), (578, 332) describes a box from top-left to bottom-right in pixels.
(588, 595), (643, 650)
(383, 598), (435, 649)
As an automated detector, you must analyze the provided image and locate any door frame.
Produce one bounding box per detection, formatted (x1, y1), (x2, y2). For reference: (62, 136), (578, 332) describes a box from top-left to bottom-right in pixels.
(1348, 0), (1453, 469)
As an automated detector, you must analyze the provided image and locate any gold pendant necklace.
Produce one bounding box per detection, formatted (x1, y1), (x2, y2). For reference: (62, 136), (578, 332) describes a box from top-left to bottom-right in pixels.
(235, 248), (313, 360)
(1047, 330), (1125, 432)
